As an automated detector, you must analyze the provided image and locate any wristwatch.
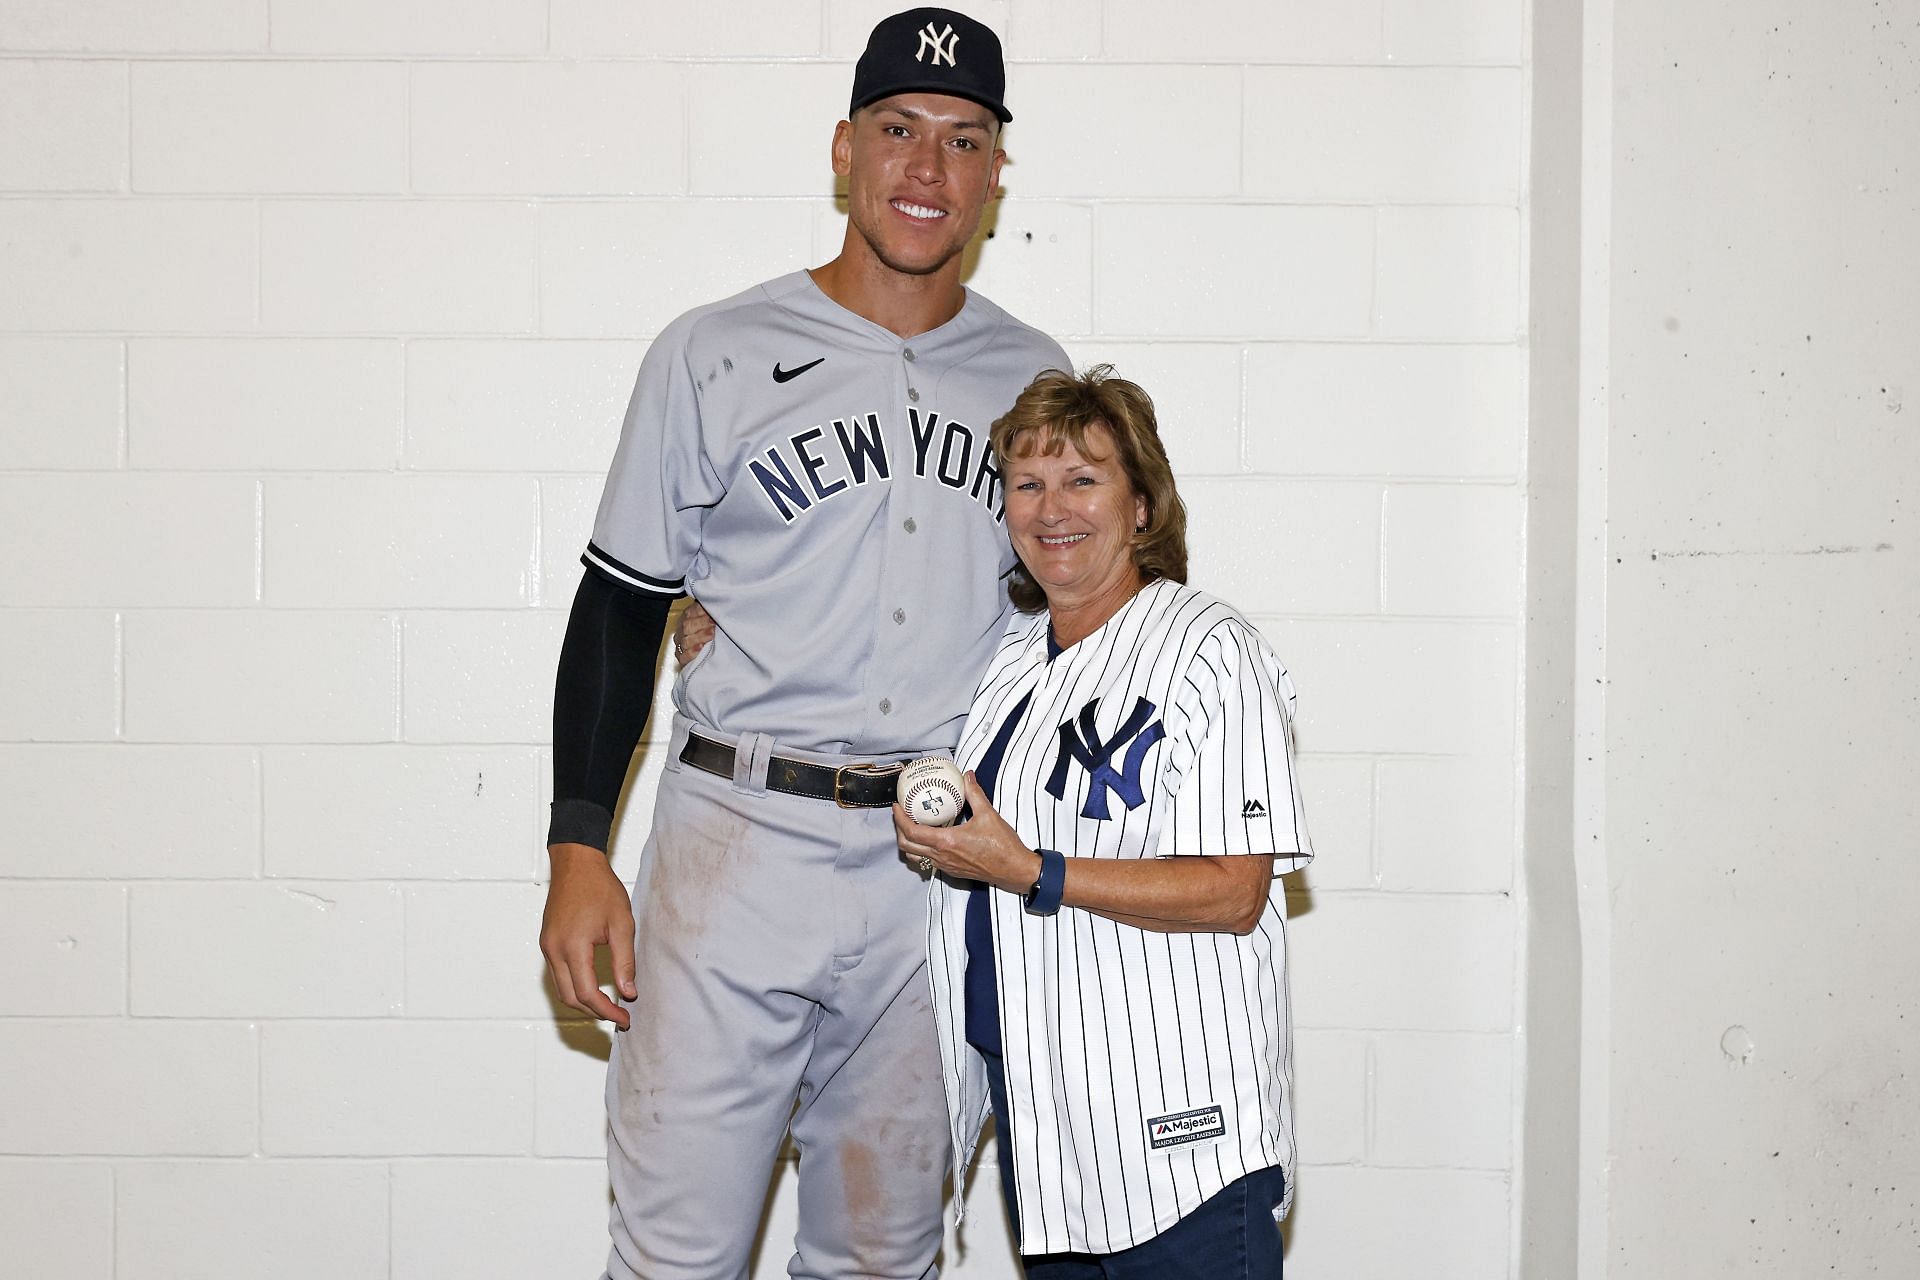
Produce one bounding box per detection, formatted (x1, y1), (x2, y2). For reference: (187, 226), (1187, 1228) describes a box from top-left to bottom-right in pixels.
(1023, 848), (1067, 916)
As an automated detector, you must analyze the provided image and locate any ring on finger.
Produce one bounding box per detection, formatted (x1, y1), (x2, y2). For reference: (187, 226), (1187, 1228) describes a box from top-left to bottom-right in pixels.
(918, 856), (935, 872)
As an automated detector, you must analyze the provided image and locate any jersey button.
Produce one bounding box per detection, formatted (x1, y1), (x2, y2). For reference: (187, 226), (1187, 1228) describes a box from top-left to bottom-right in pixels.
(903, 517), (917, 533)
(879, 698), (893, 715)
(907, 386), (920, 402)
(903, 347), (917, 362)
(893, 608), (906, 625)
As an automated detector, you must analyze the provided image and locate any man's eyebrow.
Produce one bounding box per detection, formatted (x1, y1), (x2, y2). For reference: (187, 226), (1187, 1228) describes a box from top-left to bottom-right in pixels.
(875, 104), (993, 133)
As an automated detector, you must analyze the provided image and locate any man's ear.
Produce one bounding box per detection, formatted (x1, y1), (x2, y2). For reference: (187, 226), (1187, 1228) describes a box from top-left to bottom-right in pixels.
(831, 118), (855, 178)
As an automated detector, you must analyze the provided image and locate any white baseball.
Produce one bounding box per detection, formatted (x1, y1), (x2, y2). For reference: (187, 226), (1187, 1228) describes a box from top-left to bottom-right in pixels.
(898, 756), (965, 827)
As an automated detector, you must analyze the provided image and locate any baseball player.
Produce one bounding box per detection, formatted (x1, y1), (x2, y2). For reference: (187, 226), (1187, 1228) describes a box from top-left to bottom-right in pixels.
(538, 10), (1069, 1279)
(894, 368), (1311, 1272)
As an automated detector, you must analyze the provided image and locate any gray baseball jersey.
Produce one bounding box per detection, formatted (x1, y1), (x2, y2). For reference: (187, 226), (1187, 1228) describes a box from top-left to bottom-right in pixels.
(929, 579), (1313, 1255)
(586, 269), (1069, 757)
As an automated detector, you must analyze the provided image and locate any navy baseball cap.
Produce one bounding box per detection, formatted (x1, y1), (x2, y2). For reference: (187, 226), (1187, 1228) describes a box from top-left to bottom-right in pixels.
(850, 7), (1012, 124)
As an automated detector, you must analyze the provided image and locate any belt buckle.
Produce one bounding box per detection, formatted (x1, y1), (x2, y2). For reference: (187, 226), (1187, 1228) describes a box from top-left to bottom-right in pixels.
(834, 761), (904, 808)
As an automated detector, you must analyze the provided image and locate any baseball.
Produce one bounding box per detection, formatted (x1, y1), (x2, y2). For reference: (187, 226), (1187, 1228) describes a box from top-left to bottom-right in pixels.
(898, 757), (966, 827)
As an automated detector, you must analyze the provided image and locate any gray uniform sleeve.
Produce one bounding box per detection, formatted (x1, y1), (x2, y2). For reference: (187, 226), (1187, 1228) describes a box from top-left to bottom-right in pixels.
(582, 322), (724, 596)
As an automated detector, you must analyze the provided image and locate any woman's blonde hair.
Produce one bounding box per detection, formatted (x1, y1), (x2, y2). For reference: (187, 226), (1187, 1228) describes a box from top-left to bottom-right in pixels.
(990, 365), (1188, 614)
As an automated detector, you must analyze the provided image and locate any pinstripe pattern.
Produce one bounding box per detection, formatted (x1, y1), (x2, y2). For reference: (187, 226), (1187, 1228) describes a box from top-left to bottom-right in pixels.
(929, 578), (1311, 1255)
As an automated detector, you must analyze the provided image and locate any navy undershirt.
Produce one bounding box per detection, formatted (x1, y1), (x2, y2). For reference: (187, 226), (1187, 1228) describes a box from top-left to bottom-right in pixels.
(963, 627), (1061, 1055)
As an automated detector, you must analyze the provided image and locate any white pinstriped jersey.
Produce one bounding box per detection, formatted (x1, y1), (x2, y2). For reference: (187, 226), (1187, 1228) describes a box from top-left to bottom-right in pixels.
(929, 578), (1312, 1255)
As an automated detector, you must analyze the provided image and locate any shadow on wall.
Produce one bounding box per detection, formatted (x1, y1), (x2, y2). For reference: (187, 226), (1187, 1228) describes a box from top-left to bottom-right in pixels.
(546, 987), (615, 1065)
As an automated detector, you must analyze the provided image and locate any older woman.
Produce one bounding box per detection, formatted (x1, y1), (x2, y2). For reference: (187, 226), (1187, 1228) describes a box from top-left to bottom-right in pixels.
(894, 367), (1312, 1277)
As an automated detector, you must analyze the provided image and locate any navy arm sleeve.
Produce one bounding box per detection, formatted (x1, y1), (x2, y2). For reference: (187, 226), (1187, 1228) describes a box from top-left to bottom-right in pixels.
(547, 569), (674, 851)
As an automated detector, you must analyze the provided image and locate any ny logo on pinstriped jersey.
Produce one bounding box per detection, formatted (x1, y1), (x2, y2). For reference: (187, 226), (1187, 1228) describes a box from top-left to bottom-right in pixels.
(1046, 696), (1165, 820)
(916, 22), (959, 66)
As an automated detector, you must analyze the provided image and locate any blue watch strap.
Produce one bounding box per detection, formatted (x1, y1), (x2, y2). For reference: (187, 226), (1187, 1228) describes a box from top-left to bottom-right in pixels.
(1023, 848), (1067, 916)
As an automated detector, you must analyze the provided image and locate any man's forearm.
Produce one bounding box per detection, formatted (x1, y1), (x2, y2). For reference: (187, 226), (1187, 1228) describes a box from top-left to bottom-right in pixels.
(549, 569), (674, 850)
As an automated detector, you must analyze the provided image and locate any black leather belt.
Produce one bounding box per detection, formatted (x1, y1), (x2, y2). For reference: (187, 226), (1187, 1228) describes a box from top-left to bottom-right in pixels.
(679, 731), (906, 808)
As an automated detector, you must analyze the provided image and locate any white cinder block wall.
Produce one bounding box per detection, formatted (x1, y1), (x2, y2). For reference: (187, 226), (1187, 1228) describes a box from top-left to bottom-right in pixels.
(0, 2), (1528, 1276)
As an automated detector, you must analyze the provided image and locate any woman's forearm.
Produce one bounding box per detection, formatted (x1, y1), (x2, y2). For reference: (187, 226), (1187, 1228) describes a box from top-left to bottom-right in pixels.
(892, 777), (1279, 935)
(1060, 853), (1275, 935)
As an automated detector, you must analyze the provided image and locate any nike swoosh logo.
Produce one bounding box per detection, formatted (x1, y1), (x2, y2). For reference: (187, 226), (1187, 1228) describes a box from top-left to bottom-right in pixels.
(772, 357), (826, 383)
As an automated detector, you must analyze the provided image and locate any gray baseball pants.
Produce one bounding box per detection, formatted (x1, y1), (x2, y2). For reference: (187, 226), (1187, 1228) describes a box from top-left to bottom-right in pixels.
(603, 715), (948, 1280)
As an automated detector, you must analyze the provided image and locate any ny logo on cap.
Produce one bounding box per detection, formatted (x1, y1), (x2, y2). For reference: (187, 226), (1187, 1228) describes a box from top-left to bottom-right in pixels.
(916, 21), (959, 66)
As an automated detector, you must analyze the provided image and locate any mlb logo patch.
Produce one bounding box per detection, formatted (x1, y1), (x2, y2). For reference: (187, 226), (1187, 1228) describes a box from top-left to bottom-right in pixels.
(1146, 1105), (1226, 1149)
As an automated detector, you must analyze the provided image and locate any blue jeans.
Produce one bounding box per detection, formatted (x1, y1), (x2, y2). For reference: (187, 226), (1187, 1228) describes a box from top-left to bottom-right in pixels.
(980, 1047), (1287, 1278)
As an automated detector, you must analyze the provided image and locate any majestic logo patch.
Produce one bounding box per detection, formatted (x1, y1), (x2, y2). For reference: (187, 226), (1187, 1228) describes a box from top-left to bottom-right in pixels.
(1242, 799), (1267, 819)
(1147, 1105), (1225, 1150)
(1046, 696), (1165, 820)
(772, 357), (825, 383)
(916, 22), (959, 66)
